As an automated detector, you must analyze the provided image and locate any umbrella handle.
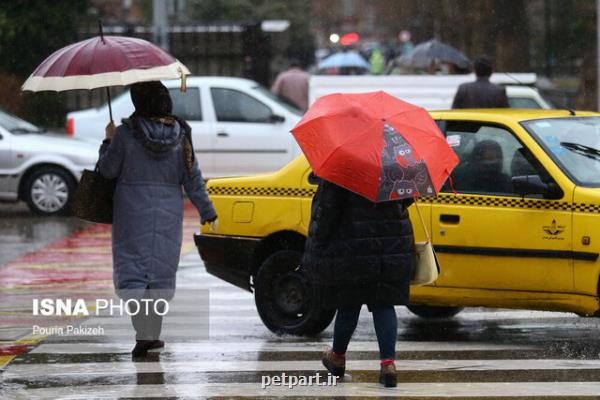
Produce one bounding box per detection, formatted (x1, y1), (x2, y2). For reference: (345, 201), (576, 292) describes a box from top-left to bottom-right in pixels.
(106, 87), (114, 124)
(178, 66), (187, 93)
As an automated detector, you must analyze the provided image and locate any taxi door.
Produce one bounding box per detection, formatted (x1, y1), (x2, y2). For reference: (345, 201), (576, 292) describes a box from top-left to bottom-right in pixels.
(431, 120), (574, 293)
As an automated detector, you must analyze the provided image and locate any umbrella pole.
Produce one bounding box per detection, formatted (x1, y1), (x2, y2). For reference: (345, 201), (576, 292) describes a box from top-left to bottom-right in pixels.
(99, 20), (113, 124)
(106, 87), (114, 124)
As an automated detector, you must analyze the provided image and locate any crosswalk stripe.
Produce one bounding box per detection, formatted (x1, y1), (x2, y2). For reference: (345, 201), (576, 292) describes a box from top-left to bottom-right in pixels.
(6, 359), (600, 378)
(3, 246), (596, 399)
(8, 381), (600, 398)
(29, 341), (536, 354)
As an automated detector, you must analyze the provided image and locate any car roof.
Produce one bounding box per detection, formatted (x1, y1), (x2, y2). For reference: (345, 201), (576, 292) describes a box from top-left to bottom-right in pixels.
(430, 109), (600, 123)
(162, 76), (259, 88)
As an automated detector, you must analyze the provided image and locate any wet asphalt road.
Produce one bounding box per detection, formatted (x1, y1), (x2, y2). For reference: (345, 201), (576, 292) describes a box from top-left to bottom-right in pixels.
(3, 207), (600, 398)
(0, 202), (91, 266)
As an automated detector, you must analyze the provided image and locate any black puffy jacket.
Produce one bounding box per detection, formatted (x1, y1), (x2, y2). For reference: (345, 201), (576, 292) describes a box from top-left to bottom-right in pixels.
(302, 179), (416, 309)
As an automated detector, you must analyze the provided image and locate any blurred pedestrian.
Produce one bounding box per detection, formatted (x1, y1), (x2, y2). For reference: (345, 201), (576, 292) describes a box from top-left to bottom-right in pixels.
(452, 57), (509, 108)
(369, 47), (386, 75)
(302, 179), (415, 388)
(270, 58), (310, 111)
(97, 81), (217, 358)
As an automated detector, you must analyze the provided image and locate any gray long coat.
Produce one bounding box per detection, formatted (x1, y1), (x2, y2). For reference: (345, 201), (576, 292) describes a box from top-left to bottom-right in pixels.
(98, 117), (216, 299)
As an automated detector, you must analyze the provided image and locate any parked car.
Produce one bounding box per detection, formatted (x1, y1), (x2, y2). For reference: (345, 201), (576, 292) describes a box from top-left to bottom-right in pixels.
(194, 109), (600, 335)
(0, 109), (97, 215)
(66, 77), (304, 178)
(309, 74), (553, 110)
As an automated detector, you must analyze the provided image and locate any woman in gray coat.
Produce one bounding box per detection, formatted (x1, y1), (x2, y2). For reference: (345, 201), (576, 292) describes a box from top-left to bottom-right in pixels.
(98, 81), (217, 357)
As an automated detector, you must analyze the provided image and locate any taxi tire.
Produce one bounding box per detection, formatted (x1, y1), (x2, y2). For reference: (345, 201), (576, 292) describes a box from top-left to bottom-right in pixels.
(407, 305), (464, 319)
(254, 250), (335, 336)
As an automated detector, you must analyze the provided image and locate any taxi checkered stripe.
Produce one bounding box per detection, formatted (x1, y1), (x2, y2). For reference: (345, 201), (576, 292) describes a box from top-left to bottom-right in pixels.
(419, 194), (574, 211)
(208, 186), (600, 213)
(208, 186), (316, 198)
(573, 203), (600, 213)
(420, 194), (600, 213)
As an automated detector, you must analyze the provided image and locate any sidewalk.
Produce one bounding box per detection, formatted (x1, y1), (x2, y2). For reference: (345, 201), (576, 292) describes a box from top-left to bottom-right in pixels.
(0, 202), (201, 369)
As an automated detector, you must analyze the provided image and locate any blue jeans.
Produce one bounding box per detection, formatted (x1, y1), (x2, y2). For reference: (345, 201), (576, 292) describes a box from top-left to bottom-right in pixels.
(332, 304), (397, 360)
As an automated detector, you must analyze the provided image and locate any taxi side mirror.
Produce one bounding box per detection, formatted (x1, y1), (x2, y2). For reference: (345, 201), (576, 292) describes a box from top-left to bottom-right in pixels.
(512, 175), (562, 199)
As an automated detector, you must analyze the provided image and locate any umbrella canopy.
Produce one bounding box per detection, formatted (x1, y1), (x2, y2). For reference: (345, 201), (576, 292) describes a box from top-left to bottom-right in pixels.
(396, 39), (470, 70)
(318, 51), (370, 70)
(291, 91), (459, 202)
(22, 35), (189, 92)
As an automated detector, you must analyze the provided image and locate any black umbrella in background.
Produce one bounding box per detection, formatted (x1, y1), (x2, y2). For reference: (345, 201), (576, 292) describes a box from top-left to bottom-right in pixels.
(396, 39), (471, 70)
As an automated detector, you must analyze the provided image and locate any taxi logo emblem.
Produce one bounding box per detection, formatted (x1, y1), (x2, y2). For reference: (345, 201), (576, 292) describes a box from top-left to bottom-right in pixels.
(543, 220), (565, 236)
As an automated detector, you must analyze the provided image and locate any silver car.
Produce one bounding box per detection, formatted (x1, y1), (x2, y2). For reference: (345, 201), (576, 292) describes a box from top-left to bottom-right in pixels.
(0, 109), (98, 216)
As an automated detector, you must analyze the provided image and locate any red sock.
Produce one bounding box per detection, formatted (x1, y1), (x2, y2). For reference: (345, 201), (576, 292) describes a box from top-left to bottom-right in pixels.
(380, 359), (395, 366)
(332, 351), (346, 359)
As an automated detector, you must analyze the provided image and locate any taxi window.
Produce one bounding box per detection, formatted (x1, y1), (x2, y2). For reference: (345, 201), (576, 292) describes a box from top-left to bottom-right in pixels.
(441, 121), (545, 196)
(523, 117), (600, 187)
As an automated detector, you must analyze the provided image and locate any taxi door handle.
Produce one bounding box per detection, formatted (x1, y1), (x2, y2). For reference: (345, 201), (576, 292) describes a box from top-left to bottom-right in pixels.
(440, 214), (460, 224)
(217, 132), (229, 137)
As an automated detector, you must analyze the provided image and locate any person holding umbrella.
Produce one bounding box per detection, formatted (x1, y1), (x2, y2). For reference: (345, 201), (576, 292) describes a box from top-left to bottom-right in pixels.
(98, 81), (217, 357)
(22, 26), (217, 358)
(292, 91), (458, 388)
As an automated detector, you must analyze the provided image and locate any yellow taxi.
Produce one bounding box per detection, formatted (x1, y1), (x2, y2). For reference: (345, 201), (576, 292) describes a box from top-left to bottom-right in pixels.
(195, 109), (600, 335)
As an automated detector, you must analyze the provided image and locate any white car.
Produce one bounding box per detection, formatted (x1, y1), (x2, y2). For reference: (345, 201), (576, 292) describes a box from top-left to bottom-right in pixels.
(67, 77), (304, 178)
(0, 108), (97, 215)
(309, 74), (553, 110)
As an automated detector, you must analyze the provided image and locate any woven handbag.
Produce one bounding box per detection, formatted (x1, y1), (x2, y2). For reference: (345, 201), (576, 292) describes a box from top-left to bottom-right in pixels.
(411, 198), (441, 286)
(71, 166), (115, 224)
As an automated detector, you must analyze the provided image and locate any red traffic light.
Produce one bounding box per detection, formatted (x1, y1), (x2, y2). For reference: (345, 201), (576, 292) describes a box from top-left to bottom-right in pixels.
(340, 32), (360, 46)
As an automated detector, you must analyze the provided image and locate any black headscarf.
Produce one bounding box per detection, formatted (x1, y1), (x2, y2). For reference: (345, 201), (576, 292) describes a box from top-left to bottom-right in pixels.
(127, 81), (196, 174)
(130, 81), (173, 118)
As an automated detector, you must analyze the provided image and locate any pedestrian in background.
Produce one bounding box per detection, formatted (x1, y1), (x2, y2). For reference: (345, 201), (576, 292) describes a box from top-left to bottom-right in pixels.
(270, 58), (310, 111)
(302, 179), (416, 388)
(98, 81), (217, 358)
(452, 57), (509, 109)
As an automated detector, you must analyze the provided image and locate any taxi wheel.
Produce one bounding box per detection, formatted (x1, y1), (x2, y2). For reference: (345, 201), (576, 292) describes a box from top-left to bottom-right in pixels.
(407, 305), (464, 319)
(254, 250), (335, 336)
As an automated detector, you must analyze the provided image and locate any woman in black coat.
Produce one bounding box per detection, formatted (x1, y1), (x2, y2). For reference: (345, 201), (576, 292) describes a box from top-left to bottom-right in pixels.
(302, 179), (416, 387)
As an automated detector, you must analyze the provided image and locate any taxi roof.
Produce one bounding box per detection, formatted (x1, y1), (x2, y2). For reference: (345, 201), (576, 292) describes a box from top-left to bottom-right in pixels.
(429, 108), (600, 123)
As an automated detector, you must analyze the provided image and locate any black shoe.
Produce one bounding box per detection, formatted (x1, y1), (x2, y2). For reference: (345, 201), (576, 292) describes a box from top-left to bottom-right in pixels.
(321, 348), (345, 378)
(379, 363), (397, 388)
(132, 340), (165, 358)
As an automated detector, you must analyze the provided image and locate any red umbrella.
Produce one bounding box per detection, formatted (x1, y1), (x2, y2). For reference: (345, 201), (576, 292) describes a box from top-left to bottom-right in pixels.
(22, 22), (189, 122)
(291, 91), (459, 202)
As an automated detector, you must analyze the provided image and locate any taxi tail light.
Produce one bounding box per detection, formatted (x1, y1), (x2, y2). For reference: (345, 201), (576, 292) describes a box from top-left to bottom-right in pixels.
(66, 117), (74, 136)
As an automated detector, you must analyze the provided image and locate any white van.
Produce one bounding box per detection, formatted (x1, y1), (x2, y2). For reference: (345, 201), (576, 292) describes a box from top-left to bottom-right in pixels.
(66, 77), (303, 178)
(309, 74), (552, 110)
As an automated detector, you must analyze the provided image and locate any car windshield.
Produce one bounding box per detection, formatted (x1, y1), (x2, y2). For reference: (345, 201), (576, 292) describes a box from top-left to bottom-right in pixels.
(522, 116), (600, 186)
(0, 109), (44, 134)
(253, 86), (303, 116)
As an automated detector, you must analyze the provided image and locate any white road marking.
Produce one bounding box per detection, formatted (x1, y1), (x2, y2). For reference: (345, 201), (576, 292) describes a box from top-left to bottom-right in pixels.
(10, 382), (600, 399)
(30, 340), (536, 354)
(5, 359), (600, 378)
